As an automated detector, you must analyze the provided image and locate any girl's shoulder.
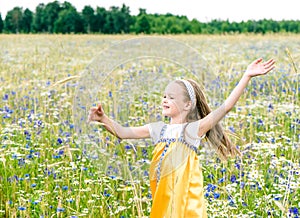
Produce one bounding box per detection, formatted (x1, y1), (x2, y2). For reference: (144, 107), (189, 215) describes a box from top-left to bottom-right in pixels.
(147, 121), (165, 143)
(148, 121), (165, 130)
(186, 120), (203, 139)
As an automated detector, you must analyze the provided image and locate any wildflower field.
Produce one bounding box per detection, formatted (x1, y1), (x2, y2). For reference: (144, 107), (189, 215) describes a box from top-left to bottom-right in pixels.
(0, 34), (299, 218)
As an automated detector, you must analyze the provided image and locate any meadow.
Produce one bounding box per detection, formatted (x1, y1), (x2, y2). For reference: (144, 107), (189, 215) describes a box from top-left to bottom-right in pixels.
(0, 34), (299, 217)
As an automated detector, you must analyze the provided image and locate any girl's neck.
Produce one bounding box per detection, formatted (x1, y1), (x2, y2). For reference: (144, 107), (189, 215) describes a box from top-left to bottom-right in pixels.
(170, 118), (188, 125)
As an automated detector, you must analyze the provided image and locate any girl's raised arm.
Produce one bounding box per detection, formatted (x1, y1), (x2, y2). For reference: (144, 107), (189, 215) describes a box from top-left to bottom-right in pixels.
(88, 104), (150, 139)
(198, 58), (275, 137)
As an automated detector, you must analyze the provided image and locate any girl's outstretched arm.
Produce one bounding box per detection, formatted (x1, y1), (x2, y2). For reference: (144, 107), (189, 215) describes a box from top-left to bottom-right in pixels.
(198, 58), (275, 137)
(88, 104), (150, 139)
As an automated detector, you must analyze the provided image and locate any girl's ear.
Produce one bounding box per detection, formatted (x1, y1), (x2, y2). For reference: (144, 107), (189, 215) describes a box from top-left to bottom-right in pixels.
(184, 101), (193, 111)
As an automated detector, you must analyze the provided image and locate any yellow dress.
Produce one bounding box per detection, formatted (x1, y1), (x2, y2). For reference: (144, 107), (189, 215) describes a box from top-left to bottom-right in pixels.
(148, 122), (207, 218)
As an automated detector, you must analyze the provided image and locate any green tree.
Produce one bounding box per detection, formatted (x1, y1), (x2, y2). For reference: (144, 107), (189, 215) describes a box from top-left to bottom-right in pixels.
(44, 1), (61, 32)
(82, 5), (95, 33)
(287, 20), (300, 33)
(245, 20), (257, 33)
(33, 3), (47, 32)
(148, 14), (162, 34)
(106, 6), (120, 33)
(119, 4), (132, 33)
(94, 7), (107, 33)
(136, 14), (151, 34)
(221, 20), (230, 33)
(135, 9), (150, 34)
(22, 8), (33, 33)
(269, 20), (280, 33)
(103, 10), (115, 33)
(180, 16), (192, 33)
(0, 14), (3, 33)
(4, 7), (23, 33)
(190, 19), (202, 34)
(54, 2), (84, 33)
(103, 6), (131, 34)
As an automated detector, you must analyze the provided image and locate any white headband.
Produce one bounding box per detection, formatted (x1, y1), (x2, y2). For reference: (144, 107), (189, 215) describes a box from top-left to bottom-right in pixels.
(179, 79), (196, 107)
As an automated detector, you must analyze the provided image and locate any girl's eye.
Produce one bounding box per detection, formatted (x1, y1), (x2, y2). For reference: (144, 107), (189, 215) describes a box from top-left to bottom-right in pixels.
(162, 95), (174, 100)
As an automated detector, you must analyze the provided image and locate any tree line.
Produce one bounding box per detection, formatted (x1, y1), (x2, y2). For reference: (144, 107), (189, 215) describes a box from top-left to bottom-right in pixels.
(1, 1), (300, 34)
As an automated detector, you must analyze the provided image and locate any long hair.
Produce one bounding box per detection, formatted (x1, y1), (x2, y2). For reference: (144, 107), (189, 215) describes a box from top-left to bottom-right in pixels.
(175, 79), (241, 161)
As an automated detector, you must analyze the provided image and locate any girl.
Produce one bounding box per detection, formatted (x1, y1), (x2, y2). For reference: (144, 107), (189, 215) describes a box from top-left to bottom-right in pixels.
(88, 58), (275, 217)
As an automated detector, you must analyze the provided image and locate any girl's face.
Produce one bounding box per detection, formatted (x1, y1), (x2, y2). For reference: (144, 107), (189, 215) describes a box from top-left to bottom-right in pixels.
(162, 82), (190, 122)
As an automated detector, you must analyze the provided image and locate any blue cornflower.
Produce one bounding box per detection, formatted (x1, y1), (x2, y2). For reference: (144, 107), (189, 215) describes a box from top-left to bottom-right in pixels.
(56, 208), (65, 212)
(213, 193), (220, 199)
(206, 183), (216, 192)
(32, 201), (39, 205)
(144, 170), (149, 177)
(220, 168), (226, 173)
(235, 163), (240, 170)
(290, 207), (299, 215)
(229, 126), (235, 133)
(228, 196), (235, 205)
(268, 103), (273, 109)
(274, 196), (281, 201)
(3, 94), (8, 101)
(67, 199), (74, 203)
(240, 182), (245, 189)
(218, 177), (225, 183)
(104, 190), (110, 197)
(124, 144), (131, 150)
(230, 175), (237, 183)
(207, 174), (214, 179)
(57, 138), (63, 144)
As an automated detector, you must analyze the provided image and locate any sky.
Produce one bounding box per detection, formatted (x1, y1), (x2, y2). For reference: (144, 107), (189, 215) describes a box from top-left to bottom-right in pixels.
(0, 0), (299, 22)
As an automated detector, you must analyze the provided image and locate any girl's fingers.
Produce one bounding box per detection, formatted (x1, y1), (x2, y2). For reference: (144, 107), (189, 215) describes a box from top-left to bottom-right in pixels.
(263, 59), (275, 67)
(254, 58), (263, 64)
(264, 61), (275, 71)
(264, 65), (275, 74)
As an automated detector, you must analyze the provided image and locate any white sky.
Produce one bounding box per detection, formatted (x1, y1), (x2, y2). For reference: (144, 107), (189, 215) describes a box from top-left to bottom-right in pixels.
(1, 0), (299, 22)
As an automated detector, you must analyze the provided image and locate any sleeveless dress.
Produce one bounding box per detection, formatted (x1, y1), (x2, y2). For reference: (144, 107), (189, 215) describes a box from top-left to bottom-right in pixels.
(148, 121), (207, 218)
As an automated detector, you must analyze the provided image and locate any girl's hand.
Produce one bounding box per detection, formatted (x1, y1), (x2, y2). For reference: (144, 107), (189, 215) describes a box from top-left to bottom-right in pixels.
(87, 104), (105, 123)
(245, 58), (275, 78)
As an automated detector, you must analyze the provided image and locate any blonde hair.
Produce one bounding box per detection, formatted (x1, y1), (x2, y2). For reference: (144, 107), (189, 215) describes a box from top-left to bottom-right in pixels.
(175, 79), (241, 161)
